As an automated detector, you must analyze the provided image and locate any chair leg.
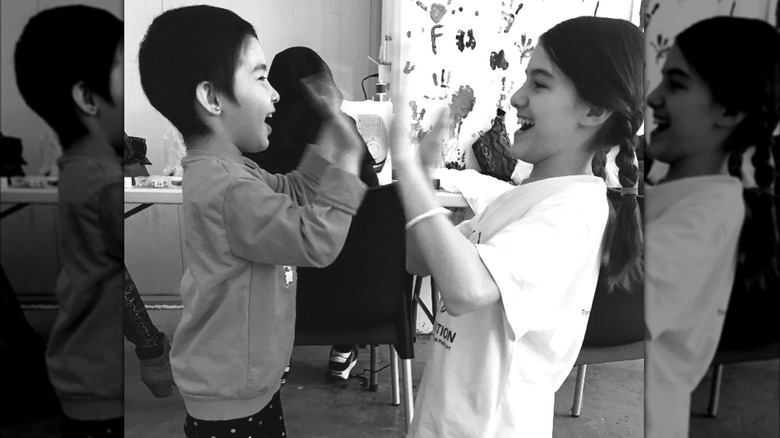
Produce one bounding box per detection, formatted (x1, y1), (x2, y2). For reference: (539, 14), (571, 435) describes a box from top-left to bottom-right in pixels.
(402, 358), (414, 431)
(390, 345), (401, 406)
(707, 364), (724, 417)
(571, 364), (587, 417)
(369, 345), (378, 392)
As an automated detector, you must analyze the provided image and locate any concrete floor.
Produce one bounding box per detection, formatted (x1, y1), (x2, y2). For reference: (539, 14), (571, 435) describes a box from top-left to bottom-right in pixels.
(126, 310), (644, 438)
(3, 308), (778, 437)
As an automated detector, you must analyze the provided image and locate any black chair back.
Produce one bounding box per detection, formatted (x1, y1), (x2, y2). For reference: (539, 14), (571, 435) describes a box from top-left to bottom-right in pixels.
(296, 183), (414, 356)
(582, 189), (645, 347)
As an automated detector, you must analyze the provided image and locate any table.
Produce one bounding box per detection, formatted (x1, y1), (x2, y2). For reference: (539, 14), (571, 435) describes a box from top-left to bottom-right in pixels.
(124, 186), (470, 217)
(0, 187), (58, 219)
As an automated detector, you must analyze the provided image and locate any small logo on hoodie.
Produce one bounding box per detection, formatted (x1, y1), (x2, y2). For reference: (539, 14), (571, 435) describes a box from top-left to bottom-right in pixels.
(283, 265), (295, 288)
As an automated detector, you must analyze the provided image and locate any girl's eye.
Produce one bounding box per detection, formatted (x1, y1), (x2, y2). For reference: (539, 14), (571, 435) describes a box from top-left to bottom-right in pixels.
(257, 76), (268, 81)
(534, 82), (547, 90)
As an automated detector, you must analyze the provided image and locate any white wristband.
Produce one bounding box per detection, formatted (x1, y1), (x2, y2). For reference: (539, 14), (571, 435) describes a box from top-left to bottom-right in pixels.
(405, 207), (451, 230)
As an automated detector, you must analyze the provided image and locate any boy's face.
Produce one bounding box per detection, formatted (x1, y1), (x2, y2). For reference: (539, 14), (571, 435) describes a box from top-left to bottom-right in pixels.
(646, 45), (726, 164)
(95, 40), (125, 154)
(221, 37), (280, 153)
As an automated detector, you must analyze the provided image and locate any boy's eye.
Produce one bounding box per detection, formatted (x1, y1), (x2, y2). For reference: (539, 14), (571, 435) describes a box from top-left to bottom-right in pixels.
(534, 81), (547, 89)
(257, 76), (268, 81)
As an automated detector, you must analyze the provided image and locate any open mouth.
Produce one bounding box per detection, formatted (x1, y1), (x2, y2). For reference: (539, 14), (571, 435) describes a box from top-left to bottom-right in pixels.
(653, 115), (670, 133)
(517, 115), (535, 132)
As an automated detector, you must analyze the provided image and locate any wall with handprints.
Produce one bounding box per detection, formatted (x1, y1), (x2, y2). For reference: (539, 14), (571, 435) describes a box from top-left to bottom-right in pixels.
(389, 0), (642, 175)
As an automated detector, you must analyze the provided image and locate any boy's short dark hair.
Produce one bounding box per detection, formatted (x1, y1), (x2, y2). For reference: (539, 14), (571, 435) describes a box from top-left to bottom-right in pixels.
(138, 5), (258, 139)
(14, 6), (122, 146)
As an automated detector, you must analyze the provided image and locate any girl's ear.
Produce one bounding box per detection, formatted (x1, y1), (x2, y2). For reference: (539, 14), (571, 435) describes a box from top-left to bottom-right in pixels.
(580, 105), (613, 128)
(195, 81), (222, 115)
(71, 81), (98, 116)
(715, 106), (747, 129)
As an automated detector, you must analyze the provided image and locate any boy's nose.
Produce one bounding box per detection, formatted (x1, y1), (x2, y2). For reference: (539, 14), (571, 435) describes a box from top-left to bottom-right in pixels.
(270, 85), (280, 104)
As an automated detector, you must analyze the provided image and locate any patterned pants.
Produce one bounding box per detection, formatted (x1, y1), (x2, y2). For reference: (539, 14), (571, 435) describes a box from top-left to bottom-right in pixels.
(60, 416), (123, 438)
(123, 265), (166, 359)
(183, 391), (287, 438)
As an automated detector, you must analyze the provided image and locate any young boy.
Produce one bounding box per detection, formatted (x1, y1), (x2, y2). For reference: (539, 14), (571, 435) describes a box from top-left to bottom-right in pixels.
(14, 6), (124, 437)
(138, 5), (367, 436)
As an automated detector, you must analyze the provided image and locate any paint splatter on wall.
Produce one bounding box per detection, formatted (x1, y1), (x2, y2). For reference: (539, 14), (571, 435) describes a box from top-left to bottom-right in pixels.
(430, 3), (447, 23)
(490, 49), (509, 70)
(455, 29), (477, 51)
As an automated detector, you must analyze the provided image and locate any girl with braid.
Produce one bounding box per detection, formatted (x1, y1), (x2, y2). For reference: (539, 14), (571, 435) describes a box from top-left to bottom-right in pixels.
(645, 16), (779, 438)
(390, 16), (644, 437)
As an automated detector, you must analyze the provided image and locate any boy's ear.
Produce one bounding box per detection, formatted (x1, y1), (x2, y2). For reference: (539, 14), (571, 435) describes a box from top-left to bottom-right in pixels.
(71, 81), (98, 116)
(195, 81), (222, 115)
(715, 106), (747, 129)
(580, 105), (613, 128)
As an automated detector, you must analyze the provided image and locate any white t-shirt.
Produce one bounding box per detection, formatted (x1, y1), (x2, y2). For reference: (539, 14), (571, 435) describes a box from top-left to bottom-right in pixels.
(408, 175), (609, 438)
(645, 175), (744, 438)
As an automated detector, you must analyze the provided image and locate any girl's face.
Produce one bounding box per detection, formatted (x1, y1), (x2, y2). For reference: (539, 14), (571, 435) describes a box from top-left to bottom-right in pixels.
(508, 44), (590, 164)
(646, 44), (726, 164)
(221, 37), (280, 153)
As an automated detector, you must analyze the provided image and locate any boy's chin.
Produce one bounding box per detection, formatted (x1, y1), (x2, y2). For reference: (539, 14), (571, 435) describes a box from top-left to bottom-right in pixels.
(244, 142), (269, 154)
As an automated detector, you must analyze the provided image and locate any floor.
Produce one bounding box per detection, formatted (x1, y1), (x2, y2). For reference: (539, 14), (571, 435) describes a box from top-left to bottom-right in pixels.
(124, 309), (643, 438)
(3, 308), (778, 438)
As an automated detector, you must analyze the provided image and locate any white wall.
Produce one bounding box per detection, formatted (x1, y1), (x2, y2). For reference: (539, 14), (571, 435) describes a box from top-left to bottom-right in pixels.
(0, 0), (122, 299)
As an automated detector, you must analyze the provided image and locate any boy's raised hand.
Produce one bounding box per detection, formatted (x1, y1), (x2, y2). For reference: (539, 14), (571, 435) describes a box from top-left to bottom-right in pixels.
(300, 73), (365, 160)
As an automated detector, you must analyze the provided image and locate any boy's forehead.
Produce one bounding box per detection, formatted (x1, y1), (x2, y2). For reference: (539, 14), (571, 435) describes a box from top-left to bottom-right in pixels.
(240, 37), (267, 70)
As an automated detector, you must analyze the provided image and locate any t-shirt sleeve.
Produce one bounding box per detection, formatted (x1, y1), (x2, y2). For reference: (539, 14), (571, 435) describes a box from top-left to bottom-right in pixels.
(223, 165), (366, 267)
(645, 201), (739, 340)
(472, 202), (598, 341)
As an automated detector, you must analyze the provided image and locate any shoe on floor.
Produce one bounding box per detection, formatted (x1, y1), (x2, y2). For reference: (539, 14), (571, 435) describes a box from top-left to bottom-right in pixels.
(327, 346), (358, 381)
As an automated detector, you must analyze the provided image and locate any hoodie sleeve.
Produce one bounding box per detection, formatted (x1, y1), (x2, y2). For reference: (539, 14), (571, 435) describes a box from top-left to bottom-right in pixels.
(224, 162), (366, 267)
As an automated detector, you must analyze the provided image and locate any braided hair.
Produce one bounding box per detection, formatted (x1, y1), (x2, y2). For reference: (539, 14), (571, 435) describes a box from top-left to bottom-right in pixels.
(541, 16), (645, 292)
(677, 17), (780, 291)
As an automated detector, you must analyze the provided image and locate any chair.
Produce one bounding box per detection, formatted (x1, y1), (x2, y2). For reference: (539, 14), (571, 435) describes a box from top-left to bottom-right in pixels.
(704, 186), (780, 416)
(294, 182), (417, 430)
(570, 190), (645, 417)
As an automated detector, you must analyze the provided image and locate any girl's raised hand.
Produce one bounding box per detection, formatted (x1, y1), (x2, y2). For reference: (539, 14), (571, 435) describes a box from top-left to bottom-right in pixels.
(417, 107), (449, 170)
(389, 104), (450, 172)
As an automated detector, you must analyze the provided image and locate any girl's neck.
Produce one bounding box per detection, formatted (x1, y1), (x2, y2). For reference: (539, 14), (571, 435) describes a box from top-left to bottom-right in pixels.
(524, 149), (595, 184)
(661, 148), (730, 184)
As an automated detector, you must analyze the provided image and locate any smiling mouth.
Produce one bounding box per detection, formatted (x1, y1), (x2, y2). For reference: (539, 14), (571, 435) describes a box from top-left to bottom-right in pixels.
(653, 116), (670, 133)
(517, 116), (535, 132)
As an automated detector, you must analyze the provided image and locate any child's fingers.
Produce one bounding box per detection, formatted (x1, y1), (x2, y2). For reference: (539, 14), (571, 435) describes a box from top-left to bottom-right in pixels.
(419, 107), (450, 169)
(388, 110), (414, 164)
(299, 73), (341, 119)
